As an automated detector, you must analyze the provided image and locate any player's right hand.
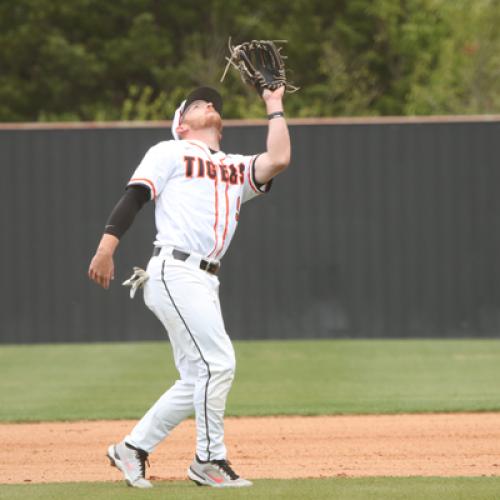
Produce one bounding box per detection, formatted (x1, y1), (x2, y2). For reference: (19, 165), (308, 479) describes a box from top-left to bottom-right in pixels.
(88, 251), (115, 289)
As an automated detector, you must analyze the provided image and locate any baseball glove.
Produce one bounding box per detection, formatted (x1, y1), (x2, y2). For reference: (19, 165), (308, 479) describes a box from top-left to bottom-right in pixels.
(220, 39), (298, 95)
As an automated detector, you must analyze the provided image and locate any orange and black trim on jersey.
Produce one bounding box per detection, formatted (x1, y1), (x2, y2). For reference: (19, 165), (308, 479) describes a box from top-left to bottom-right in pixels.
(208, 172), (220, 259)
(214, 160), (231, 259)
(128, 177), (157, 199)
(247, 154), (272, 194)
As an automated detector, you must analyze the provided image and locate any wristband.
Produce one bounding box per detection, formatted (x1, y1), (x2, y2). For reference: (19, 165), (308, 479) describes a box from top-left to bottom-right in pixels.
(267, 111), (285, 120)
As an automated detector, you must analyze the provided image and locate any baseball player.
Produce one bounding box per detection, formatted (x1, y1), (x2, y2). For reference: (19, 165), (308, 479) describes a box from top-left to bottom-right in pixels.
(88, 85), (290, 488)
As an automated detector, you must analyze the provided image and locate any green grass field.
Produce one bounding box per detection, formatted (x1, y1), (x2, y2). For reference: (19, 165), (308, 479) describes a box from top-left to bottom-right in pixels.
(1, 339), (500, 421)
(1, 339), (500, 499)
(2, 478), (500, 500)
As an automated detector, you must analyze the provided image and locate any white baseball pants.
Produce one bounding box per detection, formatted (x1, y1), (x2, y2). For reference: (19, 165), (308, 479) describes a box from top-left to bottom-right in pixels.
(124, 252), (235, 461)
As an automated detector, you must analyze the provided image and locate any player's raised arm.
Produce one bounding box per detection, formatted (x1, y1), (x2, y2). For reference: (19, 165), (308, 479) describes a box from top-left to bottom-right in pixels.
(254, 85), (291, 185)
(220, 40), (296, 186)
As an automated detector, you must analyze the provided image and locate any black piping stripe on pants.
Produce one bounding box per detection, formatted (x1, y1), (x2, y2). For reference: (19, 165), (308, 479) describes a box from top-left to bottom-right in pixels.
(161, 259), (212, 460)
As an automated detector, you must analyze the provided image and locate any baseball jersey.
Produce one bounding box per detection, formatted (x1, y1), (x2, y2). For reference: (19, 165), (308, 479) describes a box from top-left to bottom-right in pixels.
(127, 139), (271, 261)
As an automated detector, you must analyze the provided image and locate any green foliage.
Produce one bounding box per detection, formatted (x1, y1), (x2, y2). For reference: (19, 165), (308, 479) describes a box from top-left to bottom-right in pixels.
(406, 0), (500, 114)
(0, 0), (499, 120)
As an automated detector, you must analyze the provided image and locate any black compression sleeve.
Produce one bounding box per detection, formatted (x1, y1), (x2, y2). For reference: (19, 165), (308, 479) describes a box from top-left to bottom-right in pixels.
(103, 185), (150, 239)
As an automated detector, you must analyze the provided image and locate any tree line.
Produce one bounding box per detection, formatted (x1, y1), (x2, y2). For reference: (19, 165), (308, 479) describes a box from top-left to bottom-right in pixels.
(1, 0), (499, 121)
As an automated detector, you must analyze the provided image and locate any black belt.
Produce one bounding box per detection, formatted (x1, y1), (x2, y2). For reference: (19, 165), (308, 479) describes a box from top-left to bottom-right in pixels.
(153, 247), (220, 275)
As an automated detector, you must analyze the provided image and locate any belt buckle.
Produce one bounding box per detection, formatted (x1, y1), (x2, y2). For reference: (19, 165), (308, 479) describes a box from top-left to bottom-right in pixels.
(200, 259), (219, 275)
(207, 262), (218, 274)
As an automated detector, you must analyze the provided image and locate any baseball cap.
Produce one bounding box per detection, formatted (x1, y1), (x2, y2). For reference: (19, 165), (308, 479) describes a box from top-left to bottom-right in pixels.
(171, 86), (223, 140)
(184, 86), (223, 115)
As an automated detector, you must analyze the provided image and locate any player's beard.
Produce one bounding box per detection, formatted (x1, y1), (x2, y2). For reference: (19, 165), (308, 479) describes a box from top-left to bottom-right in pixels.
(187, 110), (222, 134)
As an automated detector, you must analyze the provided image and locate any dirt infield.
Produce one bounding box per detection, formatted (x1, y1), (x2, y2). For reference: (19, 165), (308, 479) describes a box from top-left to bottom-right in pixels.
(1, 413), (499, 484)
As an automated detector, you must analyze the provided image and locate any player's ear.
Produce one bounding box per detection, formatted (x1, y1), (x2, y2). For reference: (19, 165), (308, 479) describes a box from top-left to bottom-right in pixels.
(176, 122), (189, 138)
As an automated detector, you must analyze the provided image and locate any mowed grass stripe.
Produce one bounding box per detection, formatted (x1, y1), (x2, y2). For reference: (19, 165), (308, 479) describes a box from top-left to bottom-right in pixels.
(0, 339), (500, 422)
(1, 477), (500, 500)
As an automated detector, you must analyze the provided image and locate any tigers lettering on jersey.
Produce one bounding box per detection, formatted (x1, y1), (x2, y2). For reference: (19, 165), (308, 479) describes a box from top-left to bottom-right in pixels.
(127, 140), (268, 260)
(184, 156), (245, 185)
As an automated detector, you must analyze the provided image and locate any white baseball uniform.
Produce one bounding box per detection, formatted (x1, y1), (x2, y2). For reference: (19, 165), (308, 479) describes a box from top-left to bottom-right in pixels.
(123, 138), (270, 461)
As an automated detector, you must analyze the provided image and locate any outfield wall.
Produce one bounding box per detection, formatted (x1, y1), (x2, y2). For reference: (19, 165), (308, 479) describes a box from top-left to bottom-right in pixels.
(2, 116), (500, 342)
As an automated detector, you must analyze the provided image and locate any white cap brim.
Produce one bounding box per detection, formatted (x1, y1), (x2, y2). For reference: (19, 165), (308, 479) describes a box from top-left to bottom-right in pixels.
(171, 99), (186, 140)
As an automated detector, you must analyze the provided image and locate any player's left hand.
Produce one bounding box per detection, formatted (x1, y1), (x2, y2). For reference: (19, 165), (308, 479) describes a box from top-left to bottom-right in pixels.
(262, 85), (285, 102)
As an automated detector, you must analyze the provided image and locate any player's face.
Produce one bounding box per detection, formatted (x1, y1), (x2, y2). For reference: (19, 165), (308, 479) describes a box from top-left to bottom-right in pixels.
(182, 100), (222, 132)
